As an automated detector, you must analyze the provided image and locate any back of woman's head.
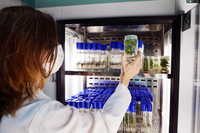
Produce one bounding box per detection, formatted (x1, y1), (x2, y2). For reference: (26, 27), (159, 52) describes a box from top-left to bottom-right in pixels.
(0, 6), (58, 119)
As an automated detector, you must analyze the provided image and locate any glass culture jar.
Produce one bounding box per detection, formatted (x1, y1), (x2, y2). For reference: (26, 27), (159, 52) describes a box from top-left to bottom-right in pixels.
(153, 56), (161, 73)
(143, 56), (150, 72)
(160, 56), (170, 73)
(149, 56), (154, 72)
(124, 35), (138, 63)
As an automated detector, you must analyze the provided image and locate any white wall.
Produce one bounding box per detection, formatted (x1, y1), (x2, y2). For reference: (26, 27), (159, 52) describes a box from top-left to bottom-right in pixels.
(37, 0), (176, 20)
(176, 0), (198, 13)
(0, 0), (21, 9)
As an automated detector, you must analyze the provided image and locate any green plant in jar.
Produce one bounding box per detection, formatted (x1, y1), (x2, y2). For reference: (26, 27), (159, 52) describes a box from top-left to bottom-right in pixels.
(150, 58), (153, 69)
(130, 115), (136, 128)
(143, 56), (150, 72)
(124, 35), (138, 56)
(153, 56), (160, 72)
(136, 104), (141, 115)
(160, 56), (170, 73)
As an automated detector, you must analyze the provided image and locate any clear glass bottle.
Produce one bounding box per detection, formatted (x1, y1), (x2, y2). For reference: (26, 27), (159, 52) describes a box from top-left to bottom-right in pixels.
(91, 42), (96, 69)
(124, 35), (138, 63)
(124, 105), (131, 132)
(143, 56), (150, 72)
(141, 102), (147, 128)
(82, 43), (87, 69)
(138, 40), (144, 72)
(116, 41), (122, 69)
(89, 43), (93, 69)
(146, 103), (152, 129)
(110, 41), (116, 69)
(86, 43), (91, 69)
(153, 56), (160, 73)
(130, 102), (136, 133)
(76, 42), (81, 69)
(101, 44), (107, 69)
(149, 56), (154, 72)
(160, 56), (170, 73)
(96, 43), (102, 69)
(79, 43), (84, 69)
(136, 95), (141, 115)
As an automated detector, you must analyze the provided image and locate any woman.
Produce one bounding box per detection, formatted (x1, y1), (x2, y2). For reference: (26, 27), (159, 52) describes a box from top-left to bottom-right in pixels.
(0, 6), (141, 133)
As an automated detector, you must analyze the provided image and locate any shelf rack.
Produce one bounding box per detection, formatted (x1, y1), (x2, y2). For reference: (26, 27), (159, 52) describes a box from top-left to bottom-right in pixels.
(65, 71), (171, 79)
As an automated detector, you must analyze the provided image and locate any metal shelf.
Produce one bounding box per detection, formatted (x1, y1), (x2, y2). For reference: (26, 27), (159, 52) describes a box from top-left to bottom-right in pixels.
(65, 71), (171, 79)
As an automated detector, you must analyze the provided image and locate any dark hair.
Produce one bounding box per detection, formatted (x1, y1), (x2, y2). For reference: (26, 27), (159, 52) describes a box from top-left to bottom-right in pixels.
(0, 6), (58, 119)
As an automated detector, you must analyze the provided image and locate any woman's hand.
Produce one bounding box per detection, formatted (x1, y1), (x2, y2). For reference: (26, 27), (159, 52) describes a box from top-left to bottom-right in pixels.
(120, 52), (142, 87)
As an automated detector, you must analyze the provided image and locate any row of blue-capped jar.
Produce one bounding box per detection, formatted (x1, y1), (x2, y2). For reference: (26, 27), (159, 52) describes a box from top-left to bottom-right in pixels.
(76, 41), (126, 70)
(76, 42), (107, 69)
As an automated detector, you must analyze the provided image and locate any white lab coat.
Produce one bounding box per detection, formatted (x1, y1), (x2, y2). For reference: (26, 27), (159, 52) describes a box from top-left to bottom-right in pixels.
(0, 84), (131, 133)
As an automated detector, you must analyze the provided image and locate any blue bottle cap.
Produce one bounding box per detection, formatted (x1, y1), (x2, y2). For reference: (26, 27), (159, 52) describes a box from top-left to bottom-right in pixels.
(85, 97), (90, 100)
(76, 101), (80, 109)
(92, 42), (96, 50)
(71, 95), (76, 99)
(79, 92), (83, 95)
(86, 43), (91, 50)
(102, 101), (106, 107)
(82, 43), (86, 50)
(65, 99), (70, 105)
(121, 43), (124, 50)
(138, 40), (143, 48)
(141, 99), (146, 103)
(147, 103), (152, 112)
(141, 94), (145, 98)
(90, 97), (94, 101)
(146, 100), (151, 104)
(80, 100), (85, 108)
(126, 105), (130, 112)
(136, 95), (141, 101)
(77, 97), (83, 101)
(97, 43), (102, 50)
(150, 96), (154, 102)
(92, 102), (97, 109)
(141, 102), (146, 111)
(102, 44), (107, 51)
(85, 100), (91, 109)
(69, 100), (76, 107)
(76, 42), (82, 49)
(92, 94), (97, 97)
(132, 97), (136, 101)
(116, 41), (122, 49)
(130, 103), (134, 112)
(141, 97), (145, 101)
(97, 102), (102, 109)
(110, 41), (116, 49)
(132, 99), (136, 104)
(93, 99), (98, 102)
(131, 102), (136, 113)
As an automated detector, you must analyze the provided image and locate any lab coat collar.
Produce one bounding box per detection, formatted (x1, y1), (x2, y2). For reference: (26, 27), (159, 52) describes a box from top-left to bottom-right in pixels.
(22, 90), (51, 107)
